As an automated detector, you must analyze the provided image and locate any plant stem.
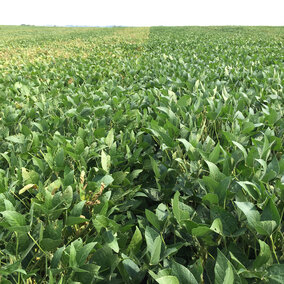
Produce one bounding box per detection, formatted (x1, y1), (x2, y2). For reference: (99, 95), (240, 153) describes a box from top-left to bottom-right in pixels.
(270, 235), (279, 264)
(28, 232), (47, 256)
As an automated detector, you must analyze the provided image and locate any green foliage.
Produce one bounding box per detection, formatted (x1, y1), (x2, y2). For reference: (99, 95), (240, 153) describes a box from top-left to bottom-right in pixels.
(0, 25), (283, 283)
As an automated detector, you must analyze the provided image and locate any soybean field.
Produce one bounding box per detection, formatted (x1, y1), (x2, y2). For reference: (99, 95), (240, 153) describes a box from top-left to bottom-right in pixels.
(0, 26), (284, 283)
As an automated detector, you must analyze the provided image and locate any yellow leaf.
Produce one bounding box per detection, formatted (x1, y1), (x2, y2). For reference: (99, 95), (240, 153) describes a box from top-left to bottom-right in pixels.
(19, 184), (38, 195)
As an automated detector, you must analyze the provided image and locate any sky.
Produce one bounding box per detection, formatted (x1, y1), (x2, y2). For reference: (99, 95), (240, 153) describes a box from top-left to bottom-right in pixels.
(1, 0), (283, 27)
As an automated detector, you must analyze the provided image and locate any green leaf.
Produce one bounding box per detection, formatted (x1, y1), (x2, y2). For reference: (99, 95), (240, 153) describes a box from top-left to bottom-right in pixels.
(156, 203), (168, 221)
(224, 261), (234, 284)
(1, 211), (26, 227)
(122, 256), (143, 282)
(235, 201), (260, 228)
(150, 236), (162, 265)
(202, 193), (219, 206)
(99, 174), (114, 187)
(177, 95), (191, 107)
(92, 215), (119, 233)
(192, 226), (212, 237)
(172, 191), (190, 223)
(267, 264), (284, 283)
(22, 168), (39, 185)
(255, 158), (267, 179)
(215, 249), (237, 284)
(6, 134), (25, 144)
(0, 174), (8, 193)
(94, 128), (106, 138)
(177, 138), (195, 153)
(145, 209), (161, 230)
(55, 148), (65, 169)
(156, 106), (178, 125)
(105, 128), (114, 148)
(49, 271), (54, 284)
(262, 198), (280, 226)
(237, 181), (259, 200)
(215, 249), (243, 284)
(44, 152), (53, 169)
(149, 123), (176, 148)
(253, 240), (272, 269)
(190, 259), (203, 283)
(69, 242), (77, 267)
(171, 261), (198, 284)
(232, 141), (248, 160)
(163, 243), (184, 258)
(75, 137), (84, 154)
(216, 177), (231, 205)
(127, 226), (143, 255)
(92, 245), (114, 269)
(254, 220), (277, 236)
(101, 150), (111, 173)
(210, 205), (238, 236)
(156, 276), (179, 284)
(210, 218), (223, 236)
(103, 230), (119, 253)
(63, 170), (74, 186)
(205, 160), (225, 181)
(242, 121), (255, 134)
(62, 186), (73, 208)
(40, 238), (62, 251)
(266, 108), (280, 125)
(150, 156), (161, 179)
(77, 242), (97, 266)
(145, 226), (159, 254)
(172, 191), (181, 222)
(51, 246), (65, 268)
(66, 216), (88, 226)
(235, 201), (277, 235)
(129, 169), (143, 180)
(32, 156), (44, 172)
(209, 143), (220, 163)
(112, 171), (127, 185)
